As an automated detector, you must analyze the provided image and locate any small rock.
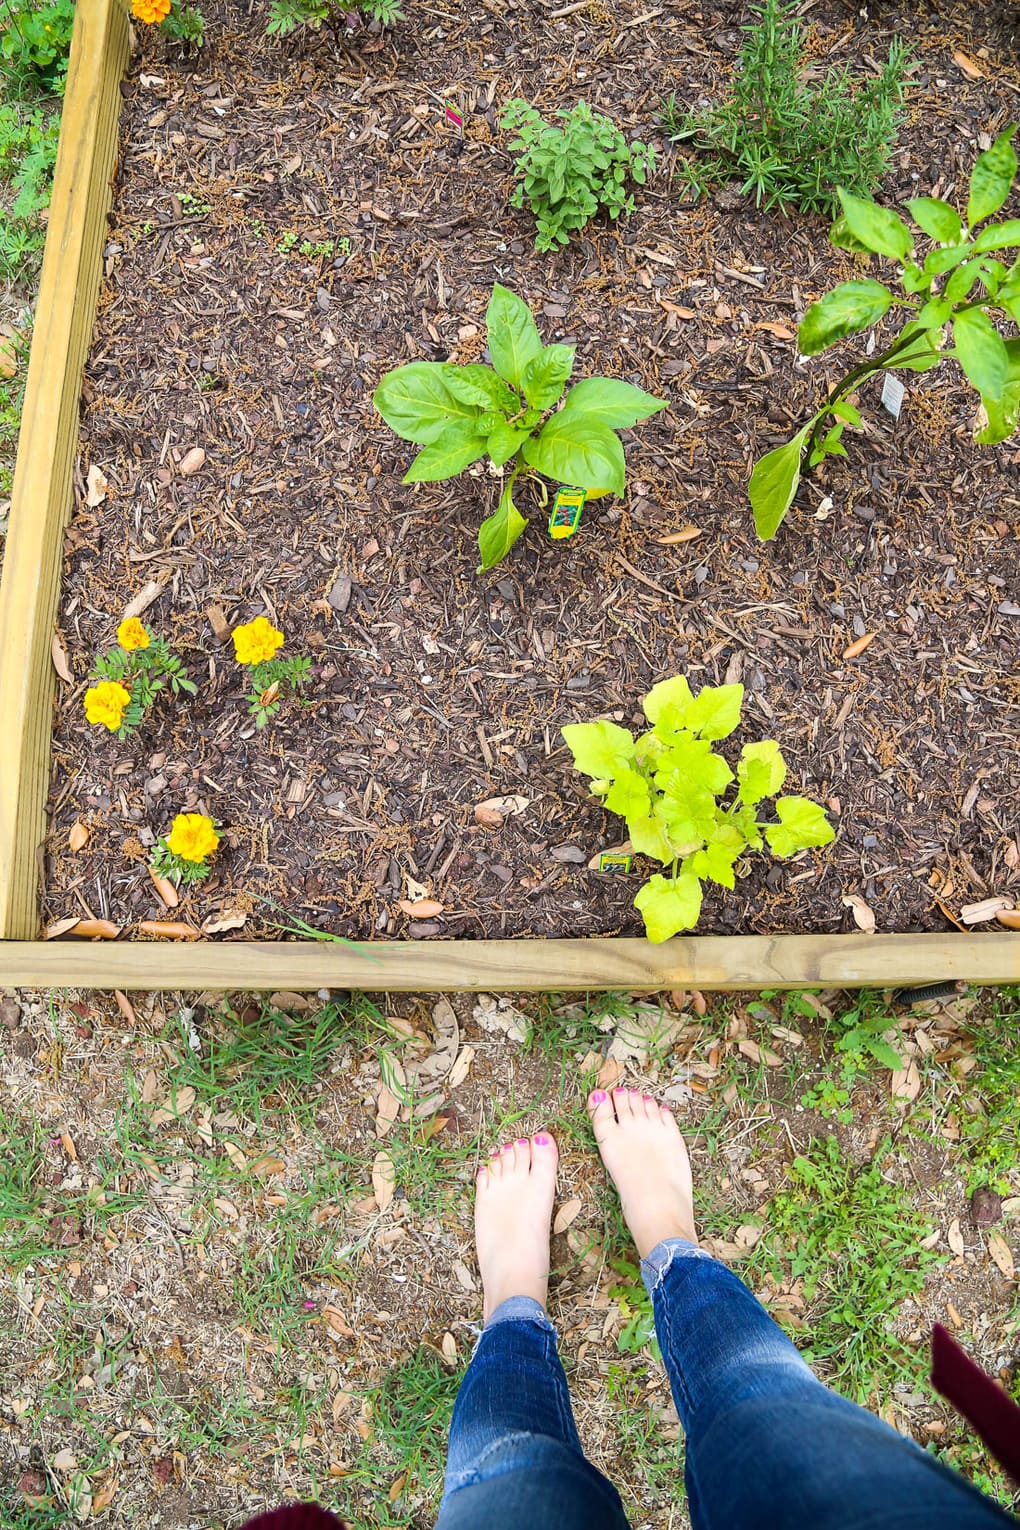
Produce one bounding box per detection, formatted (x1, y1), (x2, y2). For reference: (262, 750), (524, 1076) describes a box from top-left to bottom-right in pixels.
(327, 574), (352, 613)
(179, 446), (206, 476)
(852, 504), (876, 522)
(1, 996), (21, 1029)
(145, 775), (167, 795)
(316, 287), (331, 311)
(550, 844), (586, 864)
(408, 921), (443, 938)
(969, 1187), (1002, 1227)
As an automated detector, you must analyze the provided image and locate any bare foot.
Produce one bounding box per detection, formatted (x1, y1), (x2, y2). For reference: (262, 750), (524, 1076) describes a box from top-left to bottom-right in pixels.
(475, 1134), (559, 1321)
(589, 1089), (697, 1259)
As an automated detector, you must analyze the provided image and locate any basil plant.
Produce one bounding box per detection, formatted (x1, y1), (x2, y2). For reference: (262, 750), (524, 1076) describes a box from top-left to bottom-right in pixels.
(373, 284), (667, 569)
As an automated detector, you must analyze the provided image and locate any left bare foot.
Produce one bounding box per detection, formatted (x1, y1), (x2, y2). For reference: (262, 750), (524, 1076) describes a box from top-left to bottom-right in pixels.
(475, 1134), (559, 1321)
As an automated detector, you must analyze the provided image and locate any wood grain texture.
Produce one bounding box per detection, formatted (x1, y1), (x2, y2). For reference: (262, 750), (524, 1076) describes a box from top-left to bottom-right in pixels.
(0, 0), (130, 938)
(0, 934), (1015, 992)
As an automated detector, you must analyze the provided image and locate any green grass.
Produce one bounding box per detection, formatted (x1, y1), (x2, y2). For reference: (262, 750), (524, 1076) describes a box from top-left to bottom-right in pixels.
(605, 1363), (683, 1509)
(348, 1348), (465, 1528)
(955, 988), (1020, 1193)
(743, 1134), (942, 1404)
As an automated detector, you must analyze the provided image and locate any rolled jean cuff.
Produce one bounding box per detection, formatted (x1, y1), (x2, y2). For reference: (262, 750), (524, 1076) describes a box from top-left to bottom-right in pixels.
(484, 1295), (552, 1330)
(641, 1236), (716, 1296)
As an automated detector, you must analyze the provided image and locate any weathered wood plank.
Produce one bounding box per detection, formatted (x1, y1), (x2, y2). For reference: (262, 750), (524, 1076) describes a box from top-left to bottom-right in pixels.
(0, 934), (1015, 992)
(0, 0), (130, 938)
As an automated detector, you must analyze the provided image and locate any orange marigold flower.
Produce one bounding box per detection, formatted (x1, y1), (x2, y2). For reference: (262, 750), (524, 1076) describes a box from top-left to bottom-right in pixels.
(117, 617), (150, 652)
(83, 680), (131, 731)
(131, 0), (172, 23)
(166, 812), (219, 864)
(232, 616), (284, 666)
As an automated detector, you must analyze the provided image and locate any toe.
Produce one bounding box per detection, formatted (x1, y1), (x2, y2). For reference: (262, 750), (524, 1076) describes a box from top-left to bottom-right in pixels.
(613, 1087), (632, 1118)
(531, 1132), (559, 1173)
(641, 1093), (659, 1119)
(588, 1089), (615, 1138)
(512, 1137), (532, 1172)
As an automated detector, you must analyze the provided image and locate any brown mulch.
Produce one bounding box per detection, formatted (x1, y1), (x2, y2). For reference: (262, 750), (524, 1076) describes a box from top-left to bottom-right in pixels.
(40, 0), (1020, 940)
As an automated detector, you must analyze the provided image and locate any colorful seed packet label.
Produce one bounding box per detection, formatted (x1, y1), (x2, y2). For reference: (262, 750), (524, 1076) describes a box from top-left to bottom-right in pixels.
(597, 851), (633, 874)
(548, 487), (586, 540)
(444, 101), (463, 130)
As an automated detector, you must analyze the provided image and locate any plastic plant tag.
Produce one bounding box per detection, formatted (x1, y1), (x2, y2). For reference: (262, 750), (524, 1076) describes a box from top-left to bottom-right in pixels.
(598, 851), (633, 874)
(548, 487), (586, 540)
(880, 373), (905, 418)
(445, 101), (463, 130)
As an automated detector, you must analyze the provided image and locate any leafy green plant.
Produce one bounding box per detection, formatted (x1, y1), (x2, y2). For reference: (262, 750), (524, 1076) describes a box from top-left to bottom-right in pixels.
(750, 126), (1020, 538)
(501, 98), (655, 252)
(957, 991), (1020, 1194)
(562, 676), (834, 942)
(160, 1), (204, 45)
(609, 1257), (661, 1360)
(747, 1135), (942, 1402)
(373, 283), (666, 569)
(266, 0), (404, 39)
(0, 0), (75, 92)
(664, 0), (906, 216)
(831, 995), (905, 1071)
(0, 101), (60, 282)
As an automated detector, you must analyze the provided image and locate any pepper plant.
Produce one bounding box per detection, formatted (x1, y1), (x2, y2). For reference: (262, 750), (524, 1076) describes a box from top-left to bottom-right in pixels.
(750, 125), (1020, 539)
(373, 284), (667, 570)
(562, 676), (834, 942)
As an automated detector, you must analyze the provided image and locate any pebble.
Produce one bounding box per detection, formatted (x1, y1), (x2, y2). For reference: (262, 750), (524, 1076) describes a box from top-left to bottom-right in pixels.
(408, 921), (443, 938)
(852, 504), (876, 522)
(327, 574), (352, 613)
(550, 844), (586, 864)
(316, 287), (331, 310)
(0, 997), (21, 1029)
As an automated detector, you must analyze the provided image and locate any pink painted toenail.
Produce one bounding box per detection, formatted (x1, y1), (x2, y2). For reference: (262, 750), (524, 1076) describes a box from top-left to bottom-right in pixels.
(515, 1137), (528, 1146)
(477, 1165), (487, 1176)
(590, 1090), (607, 1103)
(643, 1094), (655, 1102)
(534, 1134), (551, 1146)
(501, 1143), (513, 1152)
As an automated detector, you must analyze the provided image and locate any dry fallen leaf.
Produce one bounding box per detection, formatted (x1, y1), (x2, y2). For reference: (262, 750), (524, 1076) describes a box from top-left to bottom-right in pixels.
(113, 989), (136, 1025)
(446, 1044), (475, 1089)
(70, 918), (121, 940)
(597, 1055), (622, 1090)
(179, 446), (206, 476)
(440, 1331), (458, 1364)
(890, 1058), (920, 1101)
(91, 1475), (118, 1515)
(734, 1223), (764, 1250)
(372, 1150), (396, 1211)
(738, 1037), (781, 1066)
(655, 525), (703, 545)
(473, 804), (504, 829)
(51, 633), (73, 684)
(959, 896), (1014, 926)
(0, 331), (19, 378)
(375, 1084), (400, 1138)
(250, 1155), (286, 1178)
(948, 1218), (965, 1257)
(758, 320), (796, 340)
(85, 464), (109, 507)
(842, 632), (876, 660)
(121, 579), (165, 621)
(138, 920), (200, 939)
(996, 910), (1020, 929)
(841, 892), (877, 933)
(987, 1230), (1015, 1280)
(474, 794), (530, 828)
(45, 915), (80, 940)
(553, 1197), (582, 1235)
(952, 47), (984, 79)
(397, 898), (445, 919)
(67, 821), (89, 852)
(322, 1304), (354, 1337)
(202, 908), (247, 934)
(146, 863), (180, 908)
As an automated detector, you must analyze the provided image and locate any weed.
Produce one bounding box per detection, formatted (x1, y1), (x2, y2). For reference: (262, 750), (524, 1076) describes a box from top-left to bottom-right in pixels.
(608, 1256), (661, 1361)
(746, 1135), (942, 1403)
(665, 0), (907, 216)
(0, 0), (74, 93)
(605, 1363), (682, 1507)
(178, 189), (210, 216)
(351, 1348), (464, 1526)
(0, 1106), (48, 1272)
(266, 0), (404, 42)
(0, 99), (60, 282)
(501, 97), (654, 252)
(956, 988), (1020, 1194)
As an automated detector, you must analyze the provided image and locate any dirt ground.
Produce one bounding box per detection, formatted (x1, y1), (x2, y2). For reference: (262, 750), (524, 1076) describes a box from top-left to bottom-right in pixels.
(2, 982), (1019, 1528)
(37, 0), (1020, 943)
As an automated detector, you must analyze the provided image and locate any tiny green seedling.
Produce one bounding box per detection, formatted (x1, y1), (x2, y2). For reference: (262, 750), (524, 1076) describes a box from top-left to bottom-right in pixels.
(373, 284), (666, 570)
(750, 126), (1020, 539)
(563, 676), (834, 942)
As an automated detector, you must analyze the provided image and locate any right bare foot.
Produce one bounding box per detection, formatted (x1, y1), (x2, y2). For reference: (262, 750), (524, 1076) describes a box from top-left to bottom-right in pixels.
(589, 1088), (698, 1259)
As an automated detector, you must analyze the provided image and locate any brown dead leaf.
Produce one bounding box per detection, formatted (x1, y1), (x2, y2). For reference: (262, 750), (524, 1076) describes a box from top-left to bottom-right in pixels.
(202, 907), (247, 934)
(223, 1141), (247, 1171)
(946, 1300), (964, 1328)
(372, 1150), (396, 1212)
(146, 863), (180, 907)
(91, 1475), (118, 1514)
(396, 898), (445, 918)
(446, 1044), (475, 1089)
(890, 1058), (920, 1101)
(67, 821), (89, 852)
(0, 332), (18, 377)
(179, 446), (206, 476)
(60, 1131), (78, 1161)
(213, 1197), (239, 1221)
(85, 463), (109, 507)
(734, 1223), (764, 1250)
(70, 918), (121, 940)
(952, 47), (984, 79)
(473, 804), (504, 829)
(659, 299), (695, 318)
(376, 1085), (400, 1137)
(738, 1037), (781, 1066)
(959, 896), (1014, 926)
(45, 915), (80, 939)
(553, 1197), (582, 1235)
(758, 321), (796, 340)
(51, 633), (73, 684)
(841, 893), (877, 933)
(987, 1230), (1015, 1280)
(948, 1218), (965, 1257)
(138, 920), (200, 939)
(452, 1259), (476, 1291)
(250, 1155), (286, 1178)
(441, 1331), (458, 1364)
(269, 991), (311, 1011)
(475, 794), (530, 821)
(597, 1055), (622, 1090)
(323, 1304), (355, 1338)
(113, 989), (136, 1025)
(655, 525), (703, 545)
(842, 632), (876, 660)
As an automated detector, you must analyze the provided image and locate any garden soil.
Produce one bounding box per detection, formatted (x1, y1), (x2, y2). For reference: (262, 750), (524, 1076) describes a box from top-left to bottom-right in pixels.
(42, 0), (1020, 940)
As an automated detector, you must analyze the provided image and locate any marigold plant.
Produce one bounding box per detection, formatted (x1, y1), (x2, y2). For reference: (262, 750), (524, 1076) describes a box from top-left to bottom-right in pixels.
(85, 619), (196, 739)
(83, 680), (131, 733)
(152, 812), (220, 886)
(131, 0), (205, 45)
(232, 618), (310, 728)
(132, 0), (171, 21)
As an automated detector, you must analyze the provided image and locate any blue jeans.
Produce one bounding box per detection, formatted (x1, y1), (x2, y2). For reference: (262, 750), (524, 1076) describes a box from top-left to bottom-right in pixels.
(437, 1240), (1015, 1530)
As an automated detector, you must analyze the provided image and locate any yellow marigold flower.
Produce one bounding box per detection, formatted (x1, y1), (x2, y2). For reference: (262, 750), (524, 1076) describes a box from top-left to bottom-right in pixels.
(83, 680), (131, 731)
(166, 813), (219, 864)
(117, 617), (150, 652)
(131, 0), (172, 23)
(233, 616), (284, 666)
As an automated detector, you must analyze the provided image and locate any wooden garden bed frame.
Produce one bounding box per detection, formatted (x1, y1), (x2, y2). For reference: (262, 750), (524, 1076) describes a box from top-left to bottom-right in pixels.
(0, 0), (1015, 995)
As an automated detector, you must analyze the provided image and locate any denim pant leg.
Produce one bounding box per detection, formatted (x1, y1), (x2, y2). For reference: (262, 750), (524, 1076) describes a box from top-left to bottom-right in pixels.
(643, 1240), (1015, 1530)
(436, 1297), (630, 1530)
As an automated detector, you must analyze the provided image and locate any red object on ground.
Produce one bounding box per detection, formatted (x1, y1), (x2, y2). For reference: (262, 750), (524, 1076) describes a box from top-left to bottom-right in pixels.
(931, 1322), (1020, 1486)
(239, 1508), (348, 1530)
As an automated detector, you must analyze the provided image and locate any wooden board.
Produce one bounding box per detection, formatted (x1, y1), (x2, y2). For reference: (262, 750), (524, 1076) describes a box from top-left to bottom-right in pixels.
(0, 933), (1016, 992)
(0, 0), (130, 939)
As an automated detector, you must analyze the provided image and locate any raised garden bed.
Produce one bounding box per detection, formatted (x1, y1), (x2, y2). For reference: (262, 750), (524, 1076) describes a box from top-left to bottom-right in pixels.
(0, 0), (1016, 990)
